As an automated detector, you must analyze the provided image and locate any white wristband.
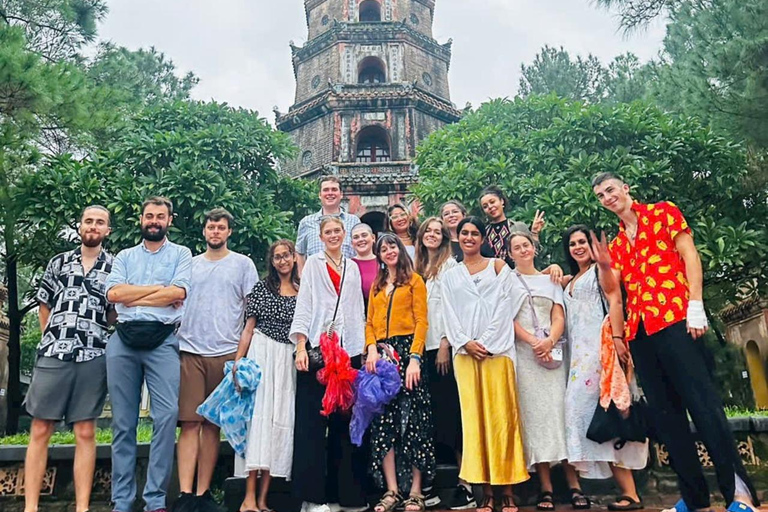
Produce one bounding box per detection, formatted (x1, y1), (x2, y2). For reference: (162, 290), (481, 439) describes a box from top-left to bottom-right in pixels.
(687, 300), (708, 329)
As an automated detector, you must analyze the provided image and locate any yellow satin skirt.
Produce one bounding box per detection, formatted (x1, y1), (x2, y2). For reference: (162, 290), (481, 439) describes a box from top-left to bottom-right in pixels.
(454, 354), (530, 486)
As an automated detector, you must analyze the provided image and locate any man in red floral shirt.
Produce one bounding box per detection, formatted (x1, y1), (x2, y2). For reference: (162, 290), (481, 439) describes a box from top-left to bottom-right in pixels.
(592, 172), (759, 512)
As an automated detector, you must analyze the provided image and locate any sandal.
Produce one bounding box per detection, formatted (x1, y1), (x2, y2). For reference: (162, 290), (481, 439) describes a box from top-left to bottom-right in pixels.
(375, 490), (402, 512)
(608, 496), (643, 511)
(477, 495), (494, 512)
(537, 492), (556, 511)
(501, 495), (519, 512)
(402, 494), (426, 512)
(570, 489), (591, 510)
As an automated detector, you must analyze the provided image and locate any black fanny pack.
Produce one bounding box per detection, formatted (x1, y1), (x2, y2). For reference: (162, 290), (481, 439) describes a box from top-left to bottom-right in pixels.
(116, 321), (176, 350)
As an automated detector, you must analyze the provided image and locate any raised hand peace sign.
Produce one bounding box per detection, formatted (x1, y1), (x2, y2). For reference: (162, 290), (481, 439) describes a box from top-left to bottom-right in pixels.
(531, 210), (545, 235)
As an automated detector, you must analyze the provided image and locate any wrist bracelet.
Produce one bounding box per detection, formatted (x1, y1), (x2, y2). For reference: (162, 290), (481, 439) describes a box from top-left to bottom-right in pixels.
(410, 353), (422, 364)
(296, 349), (307, 354)
(612, 335), (624, 340)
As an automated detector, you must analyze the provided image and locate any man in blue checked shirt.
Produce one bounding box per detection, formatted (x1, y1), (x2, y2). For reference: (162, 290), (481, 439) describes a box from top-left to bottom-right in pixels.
(296, 175), (360, 274)
(105, 196), (192, 512)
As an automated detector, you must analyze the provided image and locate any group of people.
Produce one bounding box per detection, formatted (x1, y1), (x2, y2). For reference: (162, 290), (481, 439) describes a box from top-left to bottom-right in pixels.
(21, 174), (760, 512)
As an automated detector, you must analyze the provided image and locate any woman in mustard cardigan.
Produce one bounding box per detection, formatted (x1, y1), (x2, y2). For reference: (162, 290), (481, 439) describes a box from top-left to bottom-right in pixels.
(365, 233), (435, 512)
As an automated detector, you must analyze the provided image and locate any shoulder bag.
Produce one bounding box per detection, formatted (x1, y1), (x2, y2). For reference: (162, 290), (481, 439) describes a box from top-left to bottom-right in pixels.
(514, 270), (566, 370)
(307, 259), (346, 372)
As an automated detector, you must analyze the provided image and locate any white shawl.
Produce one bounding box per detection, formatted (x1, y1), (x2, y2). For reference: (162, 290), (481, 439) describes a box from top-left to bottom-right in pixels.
(289, 252), (366, 357)
(441, 260), (526, 363)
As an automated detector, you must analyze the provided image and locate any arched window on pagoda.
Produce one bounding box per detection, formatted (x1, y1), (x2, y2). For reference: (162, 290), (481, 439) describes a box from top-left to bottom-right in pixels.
(356, 126), (391, 163)
(358, 57), (386, 84)
(359, 0), (382, 22)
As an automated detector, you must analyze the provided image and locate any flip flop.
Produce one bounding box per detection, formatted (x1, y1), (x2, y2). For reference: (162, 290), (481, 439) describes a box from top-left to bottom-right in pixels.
(727, 501), (757, 512)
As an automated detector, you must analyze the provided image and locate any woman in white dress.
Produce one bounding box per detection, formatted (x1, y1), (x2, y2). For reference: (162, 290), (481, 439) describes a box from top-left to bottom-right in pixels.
(290, 216), (368, 512)
(442, 217), (530, 512)
(414, 217), (474, 510)
(561, 226), (647, 511)
(234, 239), (299, 512)
(508, 231), (585, 511)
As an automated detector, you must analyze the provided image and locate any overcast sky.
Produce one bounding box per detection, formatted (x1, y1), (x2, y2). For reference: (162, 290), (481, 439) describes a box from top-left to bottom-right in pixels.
(95, 0), (666, 123)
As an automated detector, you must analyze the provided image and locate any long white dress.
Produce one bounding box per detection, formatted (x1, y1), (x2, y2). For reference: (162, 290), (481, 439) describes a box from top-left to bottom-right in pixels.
(511, 273), (569, 470)
(564, 265), (648, 478)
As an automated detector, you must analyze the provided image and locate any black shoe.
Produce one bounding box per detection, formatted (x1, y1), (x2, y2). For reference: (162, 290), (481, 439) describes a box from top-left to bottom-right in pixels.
(422, 486), (442, 509)
(449, 485), (477, 510)
(197, 490), (222, 512)
(171, 493), (197, 512)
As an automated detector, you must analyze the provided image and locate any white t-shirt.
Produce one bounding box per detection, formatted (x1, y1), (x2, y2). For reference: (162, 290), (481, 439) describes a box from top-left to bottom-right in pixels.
(177, 252), (258, 356)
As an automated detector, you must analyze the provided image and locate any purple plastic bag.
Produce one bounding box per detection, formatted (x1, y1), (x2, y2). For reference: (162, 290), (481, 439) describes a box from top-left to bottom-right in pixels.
(349, 360), (402, 446)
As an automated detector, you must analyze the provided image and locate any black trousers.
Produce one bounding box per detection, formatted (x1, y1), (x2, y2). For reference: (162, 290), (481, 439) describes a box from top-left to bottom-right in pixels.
(630, 321), (759, 509)
(292, 364), (368, 507)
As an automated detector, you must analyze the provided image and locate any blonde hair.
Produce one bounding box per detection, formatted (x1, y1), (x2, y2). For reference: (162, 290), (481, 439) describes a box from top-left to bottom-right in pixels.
(319, 216), (345, 233)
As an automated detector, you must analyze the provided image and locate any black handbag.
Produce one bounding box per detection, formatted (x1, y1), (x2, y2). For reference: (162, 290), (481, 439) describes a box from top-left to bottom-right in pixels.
(306, 259), (346, 373)
(587, 397), (649, 450)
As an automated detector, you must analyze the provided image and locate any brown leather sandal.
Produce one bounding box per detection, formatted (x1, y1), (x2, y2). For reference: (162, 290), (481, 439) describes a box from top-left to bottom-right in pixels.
(374, 490), (402, 512)
(402, 494), (426, 512)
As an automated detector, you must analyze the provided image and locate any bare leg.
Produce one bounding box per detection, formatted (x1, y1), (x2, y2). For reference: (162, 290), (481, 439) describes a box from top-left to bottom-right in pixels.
(257, 471), (272, 511)
(478, 485), (493, 511)
(374, 450), (399, 512)
(196, 422), (221, 494)
(609, 464), (640, 504)
(564, 463), (581, 490)
(536, 462), (553, 493)
(535, 463), (555, 510)
(240, 471), (259, 512)
(73, 421), (97, 512)
(23, 419), (55, 512)
(177, 421), (201, 493)
(409, 466), (422, 496)
(501, 485), (518, 512)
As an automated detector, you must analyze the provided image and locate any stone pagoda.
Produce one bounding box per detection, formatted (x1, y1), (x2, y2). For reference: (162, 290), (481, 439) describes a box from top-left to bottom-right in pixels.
(276, 0), (462, 231)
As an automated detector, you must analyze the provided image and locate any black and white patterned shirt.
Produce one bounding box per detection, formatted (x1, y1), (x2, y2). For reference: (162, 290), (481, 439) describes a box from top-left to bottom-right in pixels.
(246, 280), (297, 344)
(36, 248), (114, 362)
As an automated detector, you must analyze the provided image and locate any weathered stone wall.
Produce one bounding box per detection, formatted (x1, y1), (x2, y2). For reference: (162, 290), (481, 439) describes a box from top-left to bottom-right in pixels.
(281, 113), (336, 177)
(402, 42), (450, 100)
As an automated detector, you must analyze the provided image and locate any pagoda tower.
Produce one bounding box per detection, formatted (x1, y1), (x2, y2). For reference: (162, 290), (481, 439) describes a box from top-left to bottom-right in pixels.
(276, 0), (462, 231)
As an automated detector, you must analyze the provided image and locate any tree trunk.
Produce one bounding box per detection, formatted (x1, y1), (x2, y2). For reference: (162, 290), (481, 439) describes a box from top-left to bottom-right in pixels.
(5, 255), (23, 435)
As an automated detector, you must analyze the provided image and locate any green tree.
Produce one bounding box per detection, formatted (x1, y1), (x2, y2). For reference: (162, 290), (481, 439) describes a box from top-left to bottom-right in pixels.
(519, 46), (652, 104)
(519, 46), (607, 103)
(650, 0), (768, 148)
(0, 22), (110, 433)
(19, 100), (313, 267)
(594, 0), (671, 31)
(412, 95), (767, 310)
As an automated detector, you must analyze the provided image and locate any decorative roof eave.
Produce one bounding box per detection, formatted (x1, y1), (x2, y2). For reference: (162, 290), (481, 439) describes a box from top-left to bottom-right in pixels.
(720, 294), (767, 324)
(292, 20), (452, 66)
(277, 83), (462, 130)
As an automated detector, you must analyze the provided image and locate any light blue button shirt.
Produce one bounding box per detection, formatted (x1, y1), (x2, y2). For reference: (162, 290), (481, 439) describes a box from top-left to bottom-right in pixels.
(105, 239), (193, 325)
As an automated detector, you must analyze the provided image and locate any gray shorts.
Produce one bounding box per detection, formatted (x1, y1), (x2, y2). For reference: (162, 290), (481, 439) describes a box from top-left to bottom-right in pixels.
(24, 355), (108, 424)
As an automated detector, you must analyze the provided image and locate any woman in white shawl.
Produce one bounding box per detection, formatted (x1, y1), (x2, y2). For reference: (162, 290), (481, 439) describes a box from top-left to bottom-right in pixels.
(508, 231), (585, 511)
(441, 217), (529, 512)
(289, 216), (368, 512)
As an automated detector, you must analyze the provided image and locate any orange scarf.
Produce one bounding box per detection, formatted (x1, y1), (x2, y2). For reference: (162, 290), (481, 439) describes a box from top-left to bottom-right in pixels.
(599, 316), (632, 413)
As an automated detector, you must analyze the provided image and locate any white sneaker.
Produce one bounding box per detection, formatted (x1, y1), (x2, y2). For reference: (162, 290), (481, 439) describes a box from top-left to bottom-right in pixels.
(328, 503), (342, 512)
(307, 503), (332, 512)
(342, 505), (370, 512)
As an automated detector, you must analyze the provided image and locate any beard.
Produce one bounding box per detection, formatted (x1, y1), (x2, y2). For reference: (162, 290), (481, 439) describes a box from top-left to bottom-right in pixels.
(81, 232), (105, 248)
(141, 224), (168, 242)
(207, 240), (226, 250)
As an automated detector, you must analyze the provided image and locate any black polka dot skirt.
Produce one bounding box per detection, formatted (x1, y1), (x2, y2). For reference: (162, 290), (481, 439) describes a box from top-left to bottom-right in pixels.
(368, 335), (436, 492)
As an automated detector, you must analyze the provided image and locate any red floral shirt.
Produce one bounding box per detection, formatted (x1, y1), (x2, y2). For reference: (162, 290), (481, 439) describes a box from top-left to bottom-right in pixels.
(608, 201), (692, 341)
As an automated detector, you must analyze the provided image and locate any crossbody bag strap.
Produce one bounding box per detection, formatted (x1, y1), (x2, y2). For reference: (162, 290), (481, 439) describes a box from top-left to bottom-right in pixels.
(594, 264), (608, 317)
(514, 270), (541, 332)
(385, 284), (398, 339)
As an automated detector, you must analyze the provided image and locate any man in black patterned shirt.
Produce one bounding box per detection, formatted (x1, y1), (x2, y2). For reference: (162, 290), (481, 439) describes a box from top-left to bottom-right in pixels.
(23, 206), (115, 512)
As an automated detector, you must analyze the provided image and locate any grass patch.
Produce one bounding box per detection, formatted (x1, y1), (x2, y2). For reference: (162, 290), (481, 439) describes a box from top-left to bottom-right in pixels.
(0, 422), (156, 446)
(724, 406), (768, 418)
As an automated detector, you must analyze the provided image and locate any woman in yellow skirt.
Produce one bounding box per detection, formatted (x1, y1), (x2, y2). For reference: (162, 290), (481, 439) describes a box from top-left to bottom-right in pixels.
(441, 217), (529, 512)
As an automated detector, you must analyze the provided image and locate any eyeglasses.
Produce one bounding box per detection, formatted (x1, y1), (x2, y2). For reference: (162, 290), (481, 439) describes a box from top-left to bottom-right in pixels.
(272, 253), (293, 263)
(389, 212), (409, 221)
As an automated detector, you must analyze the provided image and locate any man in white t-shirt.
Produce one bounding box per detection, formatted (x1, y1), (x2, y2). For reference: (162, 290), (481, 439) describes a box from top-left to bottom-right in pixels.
(173, 208), (258, 512)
